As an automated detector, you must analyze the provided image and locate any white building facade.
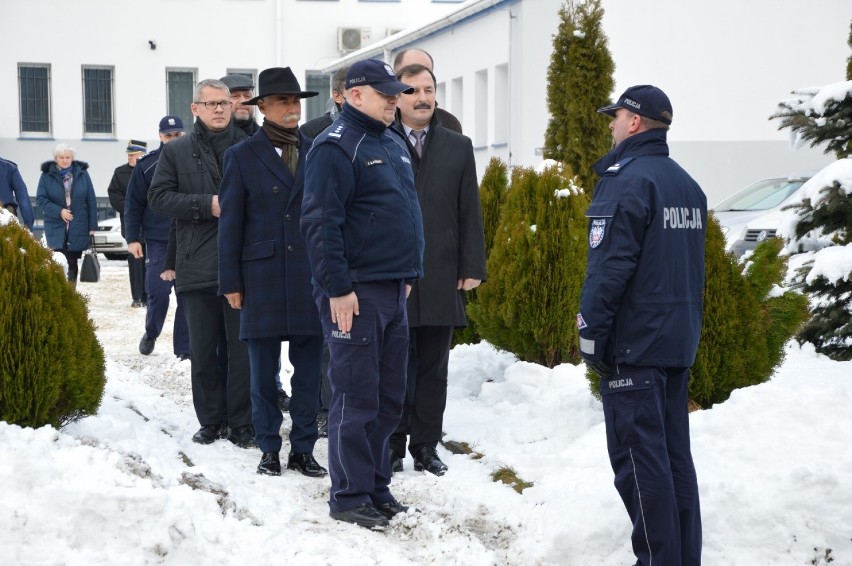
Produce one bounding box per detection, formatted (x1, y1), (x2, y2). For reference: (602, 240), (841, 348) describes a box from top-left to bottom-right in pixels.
(2, 0), (851, 206)
(324, 0), (851, 204)
(0, 0), (464, 197)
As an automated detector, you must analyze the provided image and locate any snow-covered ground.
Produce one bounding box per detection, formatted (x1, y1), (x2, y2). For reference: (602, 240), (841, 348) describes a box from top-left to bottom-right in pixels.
(1, 258), (851, 565)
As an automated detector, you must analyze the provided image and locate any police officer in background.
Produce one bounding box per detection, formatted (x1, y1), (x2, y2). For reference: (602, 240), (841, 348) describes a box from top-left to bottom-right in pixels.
(124, 115), (190, 360)
(577, 85), (706, 566)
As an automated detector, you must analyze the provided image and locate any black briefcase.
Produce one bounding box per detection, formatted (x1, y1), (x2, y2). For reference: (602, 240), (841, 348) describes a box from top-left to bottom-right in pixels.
(80, 237), (101, 283)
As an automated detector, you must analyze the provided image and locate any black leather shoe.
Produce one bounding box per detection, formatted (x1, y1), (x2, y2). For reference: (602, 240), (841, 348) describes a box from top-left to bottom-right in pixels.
(218, 423), (230, 439)
(277, 390), (290, 412)
(287, 452), (328, 477)
(330, 503), (389, 530)
(131, 300), (143, 308)
(412, 444), (448, 476)
(390, 451), (403, 474)
(227, 424), (257, 449)
(257, 452), (281, 476)
(176, 353), (190, 361)
(139, 334), (155, 355)
(192, 425), (220, 444)
(374, 498), (408, 519)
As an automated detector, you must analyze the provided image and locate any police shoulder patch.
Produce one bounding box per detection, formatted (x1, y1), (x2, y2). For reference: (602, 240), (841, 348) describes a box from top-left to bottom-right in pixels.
(603, 156), (635, 176)
(589, 218), (606, 248)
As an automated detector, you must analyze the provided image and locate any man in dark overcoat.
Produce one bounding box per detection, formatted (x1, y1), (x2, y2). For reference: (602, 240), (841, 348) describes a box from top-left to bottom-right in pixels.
(218, 67), (327, 478)
(389, 64), (487, 475)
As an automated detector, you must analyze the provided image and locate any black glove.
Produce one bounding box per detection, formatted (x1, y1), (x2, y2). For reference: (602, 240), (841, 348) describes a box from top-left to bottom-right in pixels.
(584, 357), (613, 380)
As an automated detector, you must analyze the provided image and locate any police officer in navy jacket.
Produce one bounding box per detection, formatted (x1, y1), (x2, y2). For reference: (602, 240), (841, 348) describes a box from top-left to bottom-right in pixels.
(302, 58), (424, 530)
(124, 115), (190, 360)
(218, 67), (327, 479)
(578, 85), (707, 566)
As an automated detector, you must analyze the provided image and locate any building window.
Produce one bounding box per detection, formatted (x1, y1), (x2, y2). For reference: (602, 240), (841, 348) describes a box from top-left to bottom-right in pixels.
(167, 68), (197, 131)
(475, 69), (488, 147)
(82, 66), (114, 136)
(18, 63), (51, 135)
(494, 63), (508, 143)
(450, 77), (464, 128)
(305, 71), (330, 122)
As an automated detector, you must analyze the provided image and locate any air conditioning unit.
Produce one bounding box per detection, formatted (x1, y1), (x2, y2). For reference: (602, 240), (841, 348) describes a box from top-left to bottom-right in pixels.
(338, 27), (371, 52)
(386, 28), (404, 38)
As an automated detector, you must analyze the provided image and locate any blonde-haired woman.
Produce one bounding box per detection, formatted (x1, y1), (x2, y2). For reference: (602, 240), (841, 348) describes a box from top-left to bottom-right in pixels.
(36, 144), (98, 284)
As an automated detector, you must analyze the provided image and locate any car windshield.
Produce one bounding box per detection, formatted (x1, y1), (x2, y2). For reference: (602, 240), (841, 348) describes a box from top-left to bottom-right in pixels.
(714, 177), (808, 212)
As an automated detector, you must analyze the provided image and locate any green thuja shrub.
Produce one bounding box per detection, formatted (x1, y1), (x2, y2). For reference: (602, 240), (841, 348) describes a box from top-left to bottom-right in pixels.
(690, 216), (807, 407)
(469, 163), (590, 368)
(0, 220), (105, 428)
(455, 158), (509, 346)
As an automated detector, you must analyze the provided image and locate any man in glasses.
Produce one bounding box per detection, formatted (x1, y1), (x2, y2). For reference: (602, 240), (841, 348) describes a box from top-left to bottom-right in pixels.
(149, 79), (254, 449)
(124, 115), (190, 362)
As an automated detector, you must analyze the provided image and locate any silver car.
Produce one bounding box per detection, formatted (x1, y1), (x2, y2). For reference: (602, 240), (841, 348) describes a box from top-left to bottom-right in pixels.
(92, 216), (129, 260)
(711, 174), (812, 257)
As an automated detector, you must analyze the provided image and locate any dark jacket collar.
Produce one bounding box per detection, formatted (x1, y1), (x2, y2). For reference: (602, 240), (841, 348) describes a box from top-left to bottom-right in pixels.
(341, 102), (388, 134)
(593, 128), (669, 176)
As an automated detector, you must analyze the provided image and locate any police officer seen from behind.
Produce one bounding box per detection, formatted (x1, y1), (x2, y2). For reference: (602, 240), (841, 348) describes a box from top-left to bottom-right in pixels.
(301, 58), (424, 530)
(218, 67), (327, 479)
(577, 85), (706, 566)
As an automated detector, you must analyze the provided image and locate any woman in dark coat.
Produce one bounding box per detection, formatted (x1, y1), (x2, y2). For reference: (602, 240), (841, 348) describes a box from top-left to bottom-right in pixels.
(36, 144), (98, 284)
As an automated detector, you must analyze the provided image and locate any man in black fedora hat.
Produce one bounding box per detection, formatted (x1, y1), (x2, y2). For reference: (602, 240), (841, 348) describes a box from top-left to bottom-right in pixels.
(218, 67), (328, 479)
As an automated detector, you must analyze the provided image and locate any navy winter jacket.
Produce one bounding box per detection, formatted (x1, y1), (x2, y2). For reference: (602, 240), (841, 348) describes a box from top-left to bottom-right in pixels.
(301, 102), (424, 298)
(124, 146), (172, 244)
(578, 129), (707, 368)
(36, 160), (98, 252)
(0, 157), (34, 230)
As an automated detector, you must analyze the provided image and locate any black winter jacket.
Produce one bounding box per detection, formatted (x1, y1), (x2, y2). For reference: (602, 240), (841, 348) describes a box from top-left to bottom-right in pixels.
(148, 121), (247, 292)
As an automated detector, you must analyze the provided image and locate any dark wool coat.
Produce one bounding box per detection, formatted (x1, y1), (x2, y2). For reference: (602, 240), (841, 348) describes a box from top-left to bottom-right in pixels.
(107, 162), (134, 237)
(36, 160), (98, 252)
(218, 129), (321, 339)
(392, 120), (487, 327)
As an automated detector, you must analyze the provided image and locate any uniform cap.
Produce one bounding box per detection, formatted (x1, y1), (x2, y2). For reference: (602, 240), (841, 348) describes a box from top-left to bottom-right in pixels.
(345, 58), (414, 96)
(597, 85), (673, 125)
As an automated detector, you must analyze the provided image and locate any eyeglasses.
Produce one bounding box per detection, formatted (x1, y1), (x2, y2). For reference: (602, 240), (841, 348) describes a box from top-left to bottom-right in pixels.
(194, 100), (233, 110)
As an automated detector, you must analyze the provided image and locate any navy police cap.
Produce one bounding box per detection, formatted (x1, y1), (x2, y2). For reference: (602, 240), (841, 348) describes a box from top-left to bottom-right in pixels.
(345, 58), (414, 96)
(598, 85), (673, 125)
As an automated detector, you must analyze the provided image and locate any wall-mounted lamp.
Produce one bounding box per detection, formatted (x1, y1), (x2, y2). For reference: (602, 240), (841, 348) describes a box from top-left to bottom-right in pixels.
(148, 40), (157, 50)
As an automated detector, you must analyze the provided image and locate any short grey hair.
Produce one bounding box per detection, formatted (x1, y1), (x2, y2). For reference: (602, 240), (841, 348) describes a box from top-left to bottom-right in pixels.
(53, 143), (76, 159)
(332, 66), (349, 95)
(194, 79), (230, 101)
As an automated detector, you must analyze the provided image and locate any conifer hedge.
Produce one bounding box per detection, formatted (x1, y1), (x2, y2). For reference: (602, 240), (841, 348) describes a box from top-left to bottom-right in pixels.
(0, 219), (105, 428)
(455, 157), (509, 346)
(469, 162), (590, 367)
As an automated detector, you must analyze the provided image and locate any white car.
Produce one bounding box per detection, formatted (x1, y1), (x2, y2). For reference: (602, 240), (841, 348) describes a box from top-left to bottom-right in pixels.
(711, 174), (812, 256)
(92, 216), (129, 260)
